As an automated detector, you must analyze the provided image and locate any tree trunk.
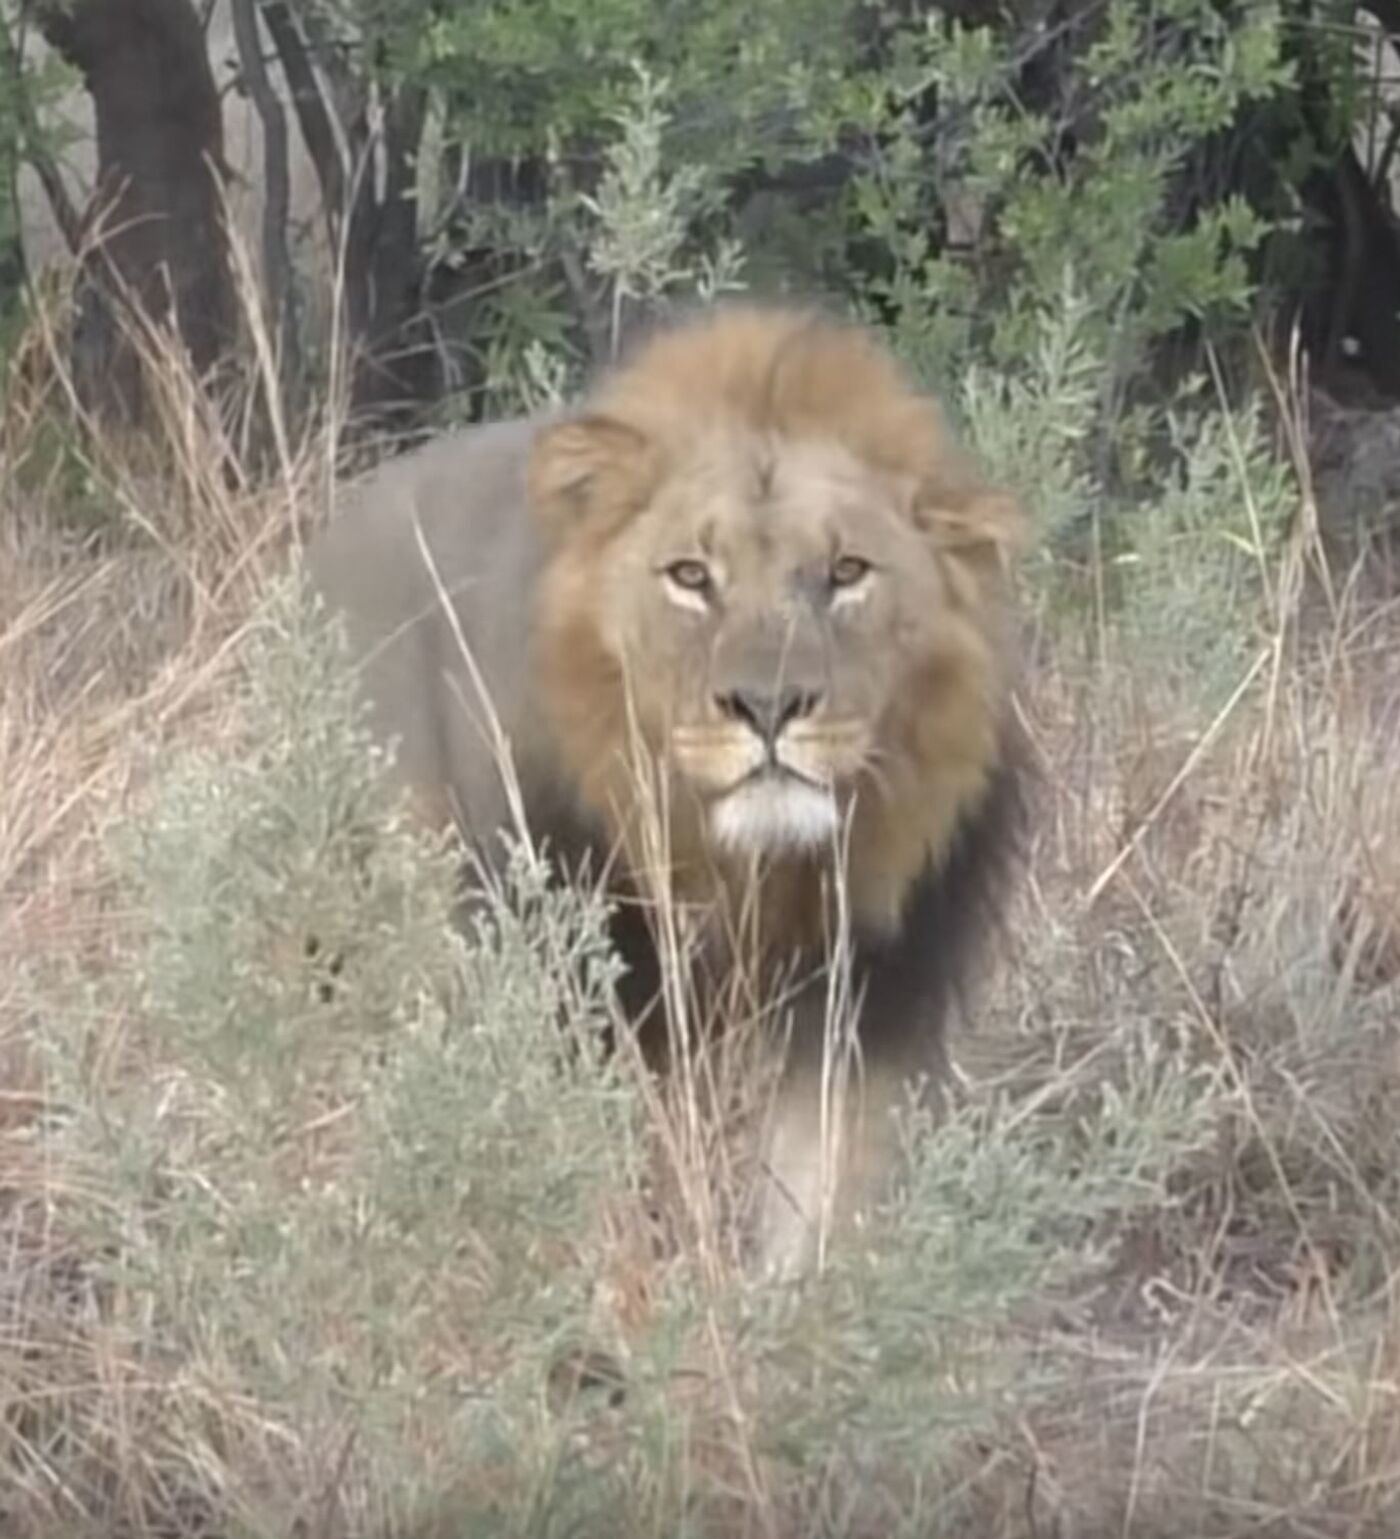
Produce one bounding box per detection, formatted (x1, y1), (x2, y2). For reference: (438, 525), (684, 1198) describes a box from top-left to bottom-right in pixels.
(257, 4), (438, 431)
(341, 80), (437, 422)
(33, 0), (234, 424)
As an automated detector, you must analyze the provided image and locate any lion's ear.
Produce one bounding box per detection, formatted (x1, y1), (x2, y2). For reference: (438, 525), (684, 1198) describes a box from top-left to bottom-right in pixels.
(915, 487), (1028, 569)
(527, 414), (659, 541)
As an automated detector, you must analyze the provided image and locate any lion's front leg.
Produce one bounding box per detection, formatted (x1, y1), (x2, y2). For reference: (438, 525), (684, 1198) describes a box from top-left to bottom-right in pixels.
(753, 1040), (915, 1279)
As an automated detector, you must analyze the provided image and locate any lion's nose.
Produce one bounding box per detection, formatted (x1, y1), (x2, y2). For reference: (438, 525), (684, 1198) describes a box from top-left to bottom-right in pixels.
(715, 685), (821, 741)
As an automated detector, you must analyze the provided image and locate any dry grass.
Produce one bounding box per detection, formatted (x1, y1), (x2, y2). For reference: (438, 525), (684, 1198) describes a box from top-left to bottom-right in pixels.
(2, 279), (1400, 1538)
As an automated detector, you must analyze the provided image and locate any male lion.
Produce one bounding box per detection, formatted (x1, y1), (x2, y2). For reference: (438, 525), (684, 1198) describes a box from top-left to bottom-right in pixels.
(305, 303), (1025, 1275)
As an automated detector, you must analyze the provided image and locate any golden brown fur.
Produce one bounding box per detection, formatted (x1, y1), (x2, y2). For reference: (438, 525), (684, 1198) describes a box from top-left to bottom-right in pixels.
(305, 303), (1026, 1274)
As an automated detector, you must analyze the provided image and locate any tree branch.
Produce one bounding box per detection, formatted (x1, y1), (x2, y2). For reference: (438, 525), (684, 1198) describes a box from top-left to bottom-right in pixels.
(294, 0), (364, 158)
(259, 0), (346, 238)
(230, 0), (299, 387)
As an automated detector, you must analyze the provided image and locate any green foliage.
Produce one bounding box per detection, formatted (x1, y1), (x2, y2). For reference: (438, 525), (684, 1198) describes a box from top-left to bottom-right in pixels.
(104, 595), (462, 1104)
(953, 281), (1300, 691)
(1113, 381), (1298, 692)
(472, 65), (747, 415)
(845, 1), (1290, 419)
(577, 65), (745, 350)
(957, 273), (1105, 549)
(338, 0), (853, 167)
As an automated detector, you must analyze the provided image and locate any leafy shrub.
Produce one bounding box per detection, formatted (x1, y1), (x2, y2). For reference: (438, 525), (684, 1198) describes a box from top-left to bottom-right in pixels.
(839, 2), (1289, 410)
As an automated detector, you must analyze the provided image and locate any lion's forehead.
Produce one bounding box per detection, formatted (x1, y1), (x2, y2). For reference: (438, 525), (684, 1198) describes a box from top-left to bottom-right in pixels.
(646, 433), (905, 555)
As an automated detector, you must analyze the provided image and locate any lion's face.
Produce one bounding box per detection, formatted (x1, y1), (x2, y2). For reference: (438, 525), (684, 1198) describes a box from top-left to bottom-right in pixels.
(585, 428), (984, 856)
(527, 307), (1021, 910)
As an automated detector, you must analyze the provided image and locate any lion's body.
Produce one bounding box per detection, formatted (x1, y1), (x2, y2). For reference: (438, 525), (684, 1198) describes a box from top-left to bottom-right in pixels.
(305, 304), (1025, 1274)
(306, 417), (555, 841)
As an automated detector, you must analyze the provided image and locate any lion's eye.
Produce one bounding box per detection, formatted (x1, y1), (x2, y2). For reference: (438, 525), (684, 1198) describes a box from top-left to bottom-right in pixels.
(663, 559), (712, 593)
(830, 555), (872, 589)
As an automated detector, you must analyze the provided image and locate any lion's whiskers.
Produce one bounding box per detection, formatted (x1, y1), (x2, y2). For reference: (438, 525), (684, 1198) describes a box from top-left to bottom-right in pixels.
(851, 745), (897, 806)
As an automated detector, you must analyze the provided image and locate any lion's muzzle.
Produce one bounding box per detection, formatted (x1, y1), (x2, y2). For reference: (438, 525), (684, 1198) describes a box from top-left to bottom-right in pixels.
(670, 704), (852, 858)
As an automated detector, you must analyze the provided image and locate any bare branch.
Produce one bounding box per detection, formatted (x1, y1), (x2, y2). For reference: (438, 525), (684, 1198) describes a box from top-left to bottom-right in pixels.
(293, 0), (364, 155)
(230, 0), (300, 389)
(259, 0), (346, 236)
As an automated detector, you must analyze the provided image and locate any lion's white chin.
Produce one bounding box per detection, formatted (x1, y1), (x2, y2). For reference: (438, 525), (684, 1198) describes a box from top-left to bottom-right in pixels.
(708, 776), (839, 855)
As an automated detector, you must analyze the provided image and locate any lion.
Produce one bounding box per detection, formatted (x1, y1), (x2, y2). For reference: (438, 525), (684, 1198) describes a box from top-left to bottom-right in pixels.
(304, 302), (1026, 1276)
